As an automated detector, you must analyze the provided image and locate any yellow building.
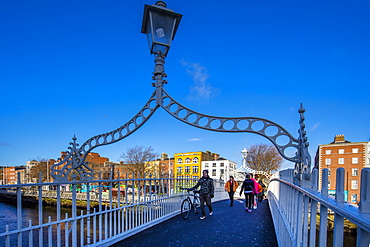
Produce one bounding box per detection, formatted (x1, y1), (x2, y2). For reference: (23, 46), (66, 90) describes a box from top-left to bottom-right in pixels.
(174, 151), (219, 179)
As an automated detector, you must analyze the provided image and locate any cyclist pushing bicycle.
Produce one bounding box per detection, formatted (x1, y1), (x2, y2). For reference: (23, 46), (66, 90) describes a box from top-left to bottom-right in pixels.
(188, 170), (215, 220)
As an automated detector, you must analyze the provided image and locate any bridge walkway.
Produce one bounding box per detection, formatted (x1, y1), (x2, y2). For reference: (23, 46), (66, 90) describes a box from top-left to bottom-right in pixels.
(111, 198), (278, 247)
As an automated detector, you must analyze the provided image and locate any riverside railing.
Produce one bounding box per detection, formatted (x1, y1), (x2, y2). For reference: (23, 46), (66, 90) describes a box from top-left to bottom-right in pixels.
(268, 168), (370, 247)
(0, 173), (227, 247)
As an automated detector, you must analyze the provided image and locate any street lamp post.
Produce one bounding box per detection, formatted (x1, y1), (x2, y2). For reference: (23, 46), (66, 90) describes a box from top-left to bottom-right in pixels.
(241, 148), (248, 168)
(241, 148), (255, 177)
(141, 1), (182, 105)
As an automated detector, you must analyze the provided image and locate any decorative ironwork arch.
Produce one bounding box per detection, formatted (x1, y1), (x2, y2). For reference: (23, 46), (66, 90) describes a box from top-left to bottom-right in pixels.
(51, 40), (311, 185)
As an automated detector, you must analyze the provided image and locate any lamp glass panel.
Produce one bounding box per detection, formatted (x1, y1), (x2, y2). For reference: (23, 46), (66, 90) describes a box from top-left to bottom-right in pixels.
(151, 11), (175, 44)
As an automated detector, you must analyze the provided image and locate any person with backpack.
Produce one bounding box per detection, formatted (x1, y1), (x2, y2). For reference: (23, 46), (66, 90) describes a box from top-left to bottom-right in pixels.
(257, 178), (266, 202)
(239, 174), (255, 212)
(250, 174), (260, 209)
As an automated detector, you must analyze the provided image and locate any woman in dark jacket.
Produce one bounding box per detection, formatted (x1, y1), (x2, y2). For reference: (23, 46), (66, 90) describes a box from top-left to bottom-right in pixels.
(239, 174), (255, 212)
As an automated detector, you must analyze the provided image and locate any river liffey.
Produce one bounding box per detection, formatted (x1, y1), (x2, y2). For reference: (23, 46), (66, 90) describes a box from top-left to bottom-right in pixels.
(0, 200), (81, 246)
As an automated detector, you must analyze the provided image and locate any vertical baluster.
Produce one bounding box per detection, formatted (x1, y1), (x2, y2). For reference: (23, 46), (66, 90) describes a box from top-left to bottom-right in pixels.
(117, 172), (121, 235)
(302, 194), (309, 247)
(93, 208), (97, 244)
(65, 213), (69, 247)
(98, 173), (103, 242)
(28, 220), (33, 247)
(71, 182), (77, 246)
(38, 173), (43, 247)
(5, 225), (10, 247)
(16, 173), (22, 247)
(113, 205), (117, 236)
(309, 169), (318, 247)
(109, 173), (113, 238)
(48, 216), (52, 247)
(104, 205), (108, 240)
(80, 210), (84, 246)
(56, 184), (61, 247)
(131, 172), (134, 230)
(319, 168), (328, 247)
(86, 183), (91, 245)
(333, 168), (345, 247)
(296, 191), (303, 246)
(357, 168), (370, 247)
(148, 173), (152, 223)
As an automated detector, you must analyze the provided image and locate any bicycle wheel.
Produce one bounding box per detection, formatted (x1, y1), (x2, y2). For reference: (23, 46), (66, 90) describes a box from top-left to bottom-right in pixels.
(193, 197), (200, 214)
(181, 199), (191, 219)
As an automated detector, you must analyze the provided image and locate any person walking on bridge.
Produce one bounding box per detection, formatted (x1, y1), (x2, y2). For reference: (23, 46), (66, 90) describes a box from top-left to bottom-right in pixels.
(225, 176), (238, 207)
(189, 170), (214, 220)
(239, 174), (255, 212)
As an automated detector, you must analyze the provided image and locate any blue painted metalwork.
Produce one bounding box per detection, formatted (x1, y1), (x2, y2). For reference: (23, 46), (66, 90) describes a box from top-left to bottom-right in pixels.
(51, 1), (311, 184)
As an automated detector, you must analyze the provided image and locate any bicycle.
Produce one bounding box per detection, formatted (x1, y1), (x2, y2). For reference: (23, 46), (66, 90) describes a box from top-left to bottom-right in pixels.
(180, 188), (201, 219)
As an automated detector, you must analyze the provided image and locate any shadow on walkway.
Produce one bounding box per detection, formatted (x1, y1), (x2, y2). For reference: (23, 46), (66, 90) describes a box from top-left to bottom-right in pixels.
(111, 198), (278, 247)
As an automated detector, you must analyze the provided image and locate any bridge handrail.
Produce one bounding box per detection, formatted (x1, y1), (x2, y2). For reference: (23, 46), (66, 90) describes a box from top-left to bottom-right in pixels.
(268, 167), (370, 247)
(0, 174), (228, 246)
(269, 177), (370, 232)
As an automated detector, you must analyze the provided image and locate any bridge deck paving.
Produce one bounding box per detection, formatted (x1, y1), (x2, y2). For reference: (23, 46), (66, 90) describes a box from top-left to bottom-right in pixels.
(111, 198), (278, 247)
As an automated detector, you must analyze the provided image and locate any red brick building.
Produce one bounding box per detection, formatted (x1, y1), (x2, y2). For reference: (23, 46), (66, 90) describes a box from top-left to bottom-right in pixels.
(315, 134), (370, 204)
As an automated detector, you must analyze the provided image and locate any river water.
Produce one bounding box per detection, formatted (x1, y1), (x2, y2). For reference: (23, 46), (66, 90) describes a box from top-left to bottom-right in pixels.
(0, 200), (76, 246)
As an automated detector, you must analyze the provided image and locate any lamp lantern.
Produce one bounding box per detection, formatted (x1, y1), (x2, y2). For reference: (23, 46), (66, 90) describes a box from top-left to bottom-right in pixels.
(241, 148), (248, 160)
(141, 1), (182, 57)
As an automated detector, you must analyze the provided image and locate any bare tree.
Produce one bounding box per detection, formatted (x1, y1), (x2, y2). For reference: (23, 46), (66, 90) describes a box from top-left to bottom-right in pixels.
(246, 143), (283, 174)
(119, 145), (158, 178)
(28, 157), (49, 182)
(29, 162), (47, 182)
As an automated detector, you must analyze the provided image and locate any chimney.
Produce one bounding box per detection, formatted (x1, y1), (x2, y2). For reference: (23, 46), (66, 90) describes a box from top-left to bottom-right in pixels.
(334, 134), (345, 143)
(161, 153), (168, 161)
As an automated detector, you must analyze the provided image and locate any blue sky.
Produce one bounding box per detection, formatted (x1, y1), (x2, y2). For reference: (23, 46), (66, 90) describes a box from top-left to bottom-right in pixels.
(1, 0), (369, 171)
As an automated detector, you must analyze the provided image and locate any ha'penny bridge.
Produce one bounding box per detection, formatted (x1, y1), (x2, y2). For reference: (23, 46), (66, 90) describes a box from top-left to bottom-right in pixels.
(1, 2), (370, 247)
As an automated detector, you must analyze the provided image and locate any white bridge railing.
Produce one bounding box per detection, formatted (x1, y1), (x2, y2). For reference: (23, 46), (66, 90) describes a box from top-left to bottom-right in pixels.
(0, 173), (227, 247)
(268, 168), (370, 247)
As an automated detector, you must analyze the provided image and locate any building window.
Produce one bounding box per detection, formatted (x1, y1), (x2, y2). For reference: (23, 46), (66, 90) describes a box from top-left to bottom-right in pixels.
(352, 168), (358, 176)
(220, 169), (224, 175)
(352, 157), (358, 164)
(185, 158), (191, 164)
(170, 162), (173, 167)
(326, 150), (331, 155)
(212, 163), (216, 167)
(205, 163), (209, 167)
(325, 158), (331, 165)
(185, 166), (190, 173)
(212, 169), (216, 176)
(339, 149), (345, 154)
(328, 180), (331, 189)
(192, 157), (199, 163)
(192, 166), (199, 174)
(328, 168), (331, 176)
(177, 167), (182, 174)
(338, 158), (344, 164)
(351, 194), (358, 203)
(352, 148), (359, 153)
(161, 163), (165, 167)
(351, 180), (358, 190)
(177, 158), (183, 164)
(220, 163), (224, 167)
